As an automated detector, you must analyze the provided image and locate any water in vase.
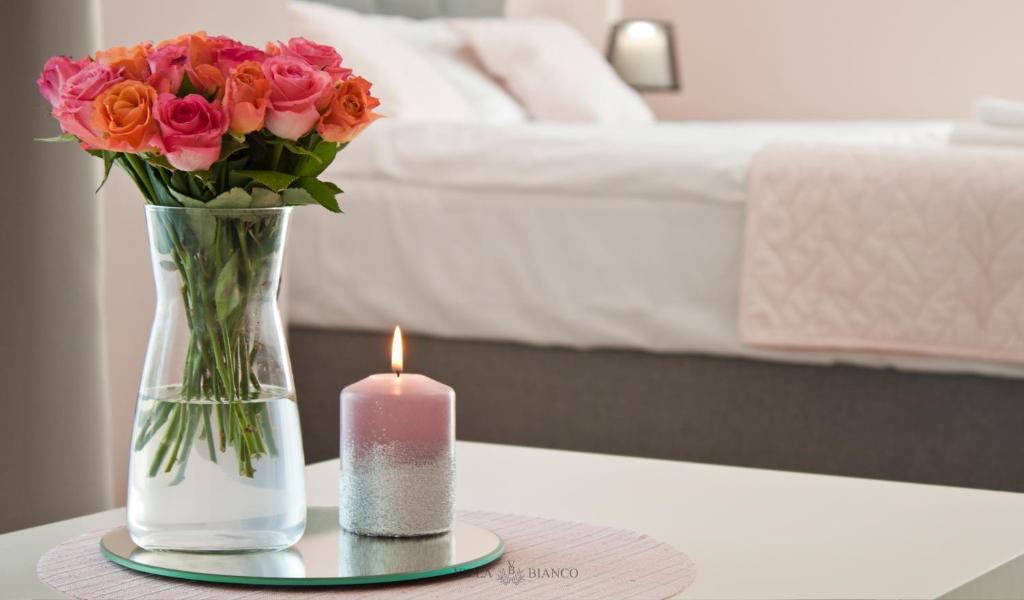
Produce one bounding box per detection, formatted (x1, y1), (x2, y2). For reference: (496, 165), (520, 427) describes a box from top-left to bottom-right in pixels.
(127, 386), (306, 552)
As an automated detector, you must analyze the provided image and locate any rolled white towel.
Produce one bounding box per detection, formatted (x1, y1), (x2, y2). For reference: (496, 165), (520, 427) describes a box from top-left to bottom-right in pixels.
(973, 96), (1024, 127)
(950, 121), (1024, 148)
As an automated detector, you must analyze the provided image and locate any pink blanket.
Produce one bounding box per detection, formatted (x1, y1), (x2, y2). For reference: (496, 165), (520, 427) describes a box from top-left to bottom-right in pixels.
(740, 143), (1024, 364)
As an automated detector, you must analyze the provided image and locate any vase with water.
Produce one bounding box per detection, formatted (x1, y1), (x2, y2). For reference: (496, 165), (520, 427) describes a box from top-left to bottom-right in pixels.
(127, 205), (306, 552)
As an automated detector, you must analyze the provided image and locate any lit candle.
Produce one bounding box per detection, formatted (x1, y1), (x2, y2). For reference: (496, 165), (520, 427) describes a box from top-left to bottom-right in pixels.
(339, 326), (455, 537)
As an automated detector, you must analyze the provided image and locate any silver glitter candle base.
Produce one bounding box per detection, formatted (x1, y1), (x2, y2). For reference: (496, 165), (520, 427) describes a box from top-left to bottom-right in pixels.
(340, 441), (455, 537)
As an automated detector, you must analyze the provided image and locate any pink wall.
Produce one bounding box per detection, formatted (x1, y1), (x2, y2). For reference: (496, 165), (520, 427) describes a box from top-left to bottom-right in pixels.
(622, 0), (1024, 120)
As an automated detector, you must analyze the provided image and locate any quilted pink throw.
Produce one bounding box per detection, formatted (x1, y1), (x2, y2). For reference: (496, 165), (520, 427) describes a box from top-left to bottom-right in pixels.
(741, 143), (1024, 364)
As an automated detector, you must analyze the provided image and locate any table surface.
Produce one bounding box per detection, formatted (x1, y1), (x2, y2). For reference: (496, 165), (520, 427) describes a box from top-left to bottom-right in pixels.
(3, 441), (1023, 599)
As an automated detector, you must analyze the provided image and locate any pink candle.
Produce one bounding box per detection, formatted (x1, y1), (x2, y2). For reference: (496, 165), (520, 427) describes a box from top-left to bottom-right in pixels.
(339, 327), (455, 536)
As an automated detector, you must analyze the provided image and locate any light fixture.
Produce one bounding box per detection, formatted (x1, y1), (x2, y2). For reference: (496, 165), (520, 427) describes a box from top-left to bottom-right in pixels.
(607, 19), (680, 92)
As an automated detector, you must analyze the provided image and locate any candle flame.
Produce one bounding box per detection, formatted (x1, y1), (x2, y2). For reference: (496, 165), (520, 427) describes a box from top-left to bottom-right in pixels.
(391, 325), (403, 376)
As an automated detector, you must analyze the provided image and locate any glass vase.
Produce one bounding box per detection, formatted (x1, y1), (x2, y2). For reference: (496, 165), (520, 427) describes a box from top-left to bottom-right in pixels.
(127, 206), (306, 552)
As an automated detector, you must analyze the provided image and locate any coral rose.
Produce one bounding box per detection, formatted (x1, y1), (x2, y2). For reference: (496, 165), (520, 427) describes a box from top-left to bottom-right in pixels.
(279, 37), (352, 82)
(224, 61), (271, 135)
(37, 55), (90, 108)
(317, 77), (381, 144)
(154, 93), (228, 171)
(91, 81), (161, 152)
(54, 62), (123, 148)
(95, 43), (152, 81)
(261, 56), (332, 140)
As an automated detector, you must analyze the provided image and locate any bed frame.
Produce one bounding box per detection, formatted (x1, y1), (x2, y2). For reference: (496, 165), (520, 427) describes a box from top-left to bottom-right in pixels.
(291, 326), (1024, 493)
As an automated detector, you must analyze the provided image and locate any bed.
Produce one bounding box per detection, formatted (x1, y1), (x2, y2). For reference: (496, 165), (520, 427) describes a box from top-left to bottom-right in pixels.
(286, 0), (1024, 492)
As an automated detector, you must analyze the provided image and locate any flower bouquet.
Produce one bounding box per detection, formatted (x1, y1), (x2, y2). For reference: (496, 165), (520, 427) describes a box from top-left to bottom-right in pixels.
(38, 32), (380, 551)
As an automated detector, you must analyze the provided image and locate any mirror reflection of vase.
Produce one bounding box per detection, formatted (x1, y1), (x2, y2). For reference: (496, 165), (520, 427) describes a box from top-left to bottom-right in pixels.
(129, 546), (306, 579)
(338, 530), (455, 577)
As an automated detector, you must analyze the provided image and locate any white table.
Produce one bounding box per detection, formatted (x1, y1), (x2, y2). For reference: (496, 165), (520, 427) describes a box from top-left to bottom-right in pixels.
(3, 441), (1022, 599)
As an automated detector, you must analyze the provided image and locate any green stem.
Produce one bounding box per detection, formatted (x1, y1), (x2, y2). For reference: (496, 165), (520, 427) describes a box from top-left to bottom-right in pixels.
(202, 405), (217, 462)
(124, 154), (159, 203)
(270, 143), (283, 171)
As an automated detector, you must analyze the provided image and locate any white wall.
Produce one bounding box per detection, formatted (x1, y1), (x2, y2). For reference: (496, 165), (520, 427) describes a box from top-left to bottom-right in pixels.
(96, 0), (289, 503)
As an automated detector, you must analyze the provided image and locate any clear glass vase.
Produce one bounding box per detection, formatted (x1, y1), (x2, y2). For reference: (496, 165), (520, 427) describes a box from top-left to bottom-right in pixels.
(127, 206), (306, 552)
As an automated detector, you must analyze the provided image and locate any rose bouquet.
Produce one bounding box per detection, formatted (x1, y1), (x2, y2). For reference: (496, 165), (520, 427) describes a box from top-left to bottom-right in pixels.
(38, 33), (380, 484)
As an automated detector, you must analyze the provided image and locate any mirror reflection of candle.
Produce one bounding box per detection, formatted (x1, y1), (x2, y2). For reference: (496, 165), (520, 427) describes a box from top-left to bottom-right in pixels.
(339, 326), (456, 537)
(337, 529), (455, 576)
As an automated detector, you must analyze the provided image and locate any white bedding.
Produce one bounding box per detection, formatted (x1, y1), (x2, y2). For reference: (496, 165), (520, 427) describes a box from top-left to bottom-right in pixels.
(287, 120), (1024, 378)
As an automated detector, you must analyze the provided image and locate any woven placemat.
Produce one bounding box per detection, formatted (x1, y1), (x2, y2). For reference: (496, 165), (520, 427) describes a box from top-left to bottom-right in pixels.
(37, 510), (696, 599)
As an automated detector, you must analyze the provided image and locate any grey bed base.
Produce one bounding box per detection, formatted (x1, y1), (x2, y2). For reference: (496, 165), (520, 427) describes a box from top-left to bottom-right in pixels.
(290, 326), (1024, 493)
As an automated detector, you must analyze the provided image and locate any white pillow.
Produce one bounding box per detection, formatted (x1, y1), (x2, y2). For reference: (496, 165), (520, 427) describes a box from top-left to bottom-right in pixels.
(364, 14), (528, 124)
(287, 1), (476, 123)
(451, 18), (655, 125)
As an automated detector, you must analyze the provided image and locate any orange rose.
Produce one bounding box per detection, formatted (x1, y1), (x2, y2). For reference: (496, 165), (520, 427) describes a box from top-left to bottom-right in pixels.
(157, 32), (194, 48)
(316, 77), (381, 144)
(95, 43), (152, 81)
(224, 61), (271, 135)
(91, 80), (161, 152)
(186, 34), (225, 97)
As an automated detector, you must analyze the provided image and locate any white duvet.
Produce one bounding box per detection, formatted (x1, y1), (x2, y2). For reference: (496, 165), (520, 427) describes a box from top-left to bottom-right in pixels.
(324, 120), (950, 203)
(285, 120), (1024, 378)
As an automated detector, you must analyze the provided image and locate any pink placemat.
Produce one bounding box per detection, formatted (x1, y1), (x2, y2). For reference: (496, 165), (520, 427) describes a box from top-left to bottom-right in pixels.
(37, 510), (696, 599)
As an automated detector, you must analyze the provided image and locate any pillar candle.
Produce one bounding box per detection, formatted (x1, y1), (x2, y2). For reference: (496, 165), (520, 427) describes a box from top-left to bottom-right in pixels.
(339, 327), (455, 536)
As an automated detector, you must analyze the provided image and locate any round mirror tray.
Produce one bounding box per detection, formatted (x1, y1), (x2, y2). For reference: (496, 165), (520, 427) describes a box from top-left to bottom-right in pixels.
(100, 507), (504, 586)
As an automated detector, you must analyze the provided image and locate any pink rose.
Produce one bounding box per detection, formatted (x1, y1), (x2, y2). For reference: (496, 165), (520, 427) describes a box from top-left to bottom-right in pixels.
(278, 37), (352, 82)
(146, 43), (188, 94)
(154, 93), (228, 171)
(54, 62), (123, 148)
(278, 37), (350, 76)
(261, 56), (332, 140)
(37, 55), (90, 108)
(215, 39), (266, 75)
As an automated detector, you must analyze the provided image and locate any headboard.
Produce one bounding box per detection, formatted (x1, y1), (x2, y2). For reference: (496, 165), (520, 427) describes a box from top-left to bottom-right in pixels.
(313, 0), (503, 18)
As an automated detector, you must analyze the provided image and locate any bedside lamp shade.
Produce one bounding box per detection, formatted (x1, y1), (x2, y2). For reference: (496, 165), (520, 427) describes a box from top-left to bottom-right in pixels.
(607, 20), (679, 91)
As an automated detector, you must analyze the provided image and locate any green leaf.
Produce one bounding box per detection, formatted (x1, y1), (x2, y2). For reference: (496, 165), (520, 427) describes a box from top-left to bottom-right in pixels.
(207, 187), (252, 209)
(214, 252), (242, 322)
(153, 215), (174, 255)
(36, 133), (78, 143)
(321, 181), (343, 195)
(188, 211), (216, 248)
(86, 150), (118, 192)
(281, 187), (317, 206)
(217, 137), (248, 162)
(178, 71), (198, 97)
(191, 170), (216, 195)
(168, 187), (205, 208)
(141, 163), (177, 206)
(143, 154), (175, 171)
(233, 170), (298, 192)
(296, 177), (341, 212)
(251, 187), (283, 208)
(272, 139), (318, 160)
(186, 175), (205, 200)
(293, 140), (339, 177)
